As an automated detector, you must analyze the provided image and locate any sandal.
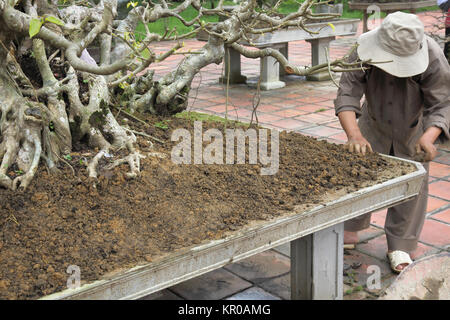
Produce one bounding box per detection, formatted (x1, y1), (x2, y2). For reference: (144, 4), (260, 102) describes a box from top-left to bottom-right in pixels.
(344, 231), (358, 249)
(387, 250), (413, 274)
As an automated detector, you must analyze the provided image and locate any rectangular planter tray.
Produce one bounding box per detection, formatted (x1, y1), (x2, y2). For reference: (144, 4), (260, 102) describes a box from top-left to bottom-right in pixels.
(41, 155), (426, 300)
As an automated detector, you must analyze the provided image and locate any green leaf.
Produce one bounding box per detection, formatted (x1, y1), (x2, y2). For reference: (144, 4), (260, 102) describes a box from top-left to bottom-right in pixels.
(154, 121), (169, 130)
(141, 48), (151, 60)
(45, 16), (64, 26)
(29, 18), (43, 38)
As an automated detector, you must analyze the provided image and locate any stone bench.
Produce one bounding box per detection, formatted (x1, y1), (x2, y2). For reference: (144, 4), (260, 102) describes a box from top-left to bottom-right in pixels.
(197, 17), (360, 90)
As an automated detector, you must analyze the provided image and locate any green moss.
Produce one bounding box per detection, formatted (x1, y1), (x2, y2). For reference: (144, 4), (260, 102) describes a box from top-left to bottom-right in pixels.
(174, 111), (248, 127)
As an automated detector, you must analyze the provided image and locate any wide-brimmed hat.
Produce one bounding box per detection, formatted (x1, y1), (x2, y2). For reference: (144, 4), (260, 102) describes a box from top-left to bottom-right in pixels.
(357, 11), (429, 78)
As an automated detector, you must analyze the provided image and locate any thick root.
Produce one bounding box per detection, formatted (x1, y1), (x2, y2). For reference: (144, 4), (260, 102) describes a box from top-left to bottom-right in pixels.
(0, 132), (43, 190)
(12, 136), (42, 190)
(105, 151), (146, 179)
(147, 152), (167, 159)
(0, 174), (12, 189)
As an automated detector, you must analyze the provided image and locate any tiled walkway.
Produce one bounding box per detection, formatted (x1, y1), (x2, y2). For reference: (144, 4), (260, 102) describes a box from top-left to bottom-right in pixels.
(141, 11), (449, 300)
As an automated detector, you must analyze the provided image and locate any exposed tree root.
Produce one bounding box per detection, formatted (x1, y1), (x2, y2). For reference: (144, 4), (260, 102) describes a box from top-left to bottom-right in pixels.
(104, 150), (146, 179)
(0, 46), (147, 190)
(0, 0), (366, 192)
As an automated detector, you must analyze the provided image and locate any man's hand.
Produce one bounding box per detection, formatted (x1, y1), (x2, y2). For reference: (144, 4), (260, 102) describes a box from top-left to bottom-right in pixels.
(338, 111), (373, 155)
(415, 126), (442, 162)
(345, 134), (373, 155)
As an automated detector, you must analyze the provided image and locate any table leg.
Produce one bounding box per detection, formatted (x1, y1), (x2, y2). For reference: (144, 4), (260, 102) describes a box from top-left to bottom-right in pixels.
(279, 43), (288, 77)
(363, 11), (369, 33)
(305, 36), (335, 81)
(259, 45), (286, 90)
(220, 46), (247, 84)
(290, 223), (344, 300)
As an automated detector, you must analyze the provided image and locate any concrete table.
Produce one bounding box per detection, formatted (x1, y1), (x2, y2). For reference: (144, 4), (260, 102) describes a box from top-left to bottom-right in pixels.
(41, 155), (426, 300)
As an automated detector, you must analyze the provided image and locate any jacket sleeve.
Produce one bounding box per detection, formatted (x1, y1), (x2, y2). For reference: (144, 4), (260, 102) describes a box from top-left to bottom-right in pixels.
(334, 51), (367, 118)
(420, 38), (450, 143)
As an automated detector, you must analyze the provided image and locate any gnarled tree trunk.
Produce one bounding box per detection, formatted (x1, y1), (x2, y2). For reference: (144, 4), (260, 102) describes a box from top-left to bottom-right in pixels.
(0, 0), (362, 190)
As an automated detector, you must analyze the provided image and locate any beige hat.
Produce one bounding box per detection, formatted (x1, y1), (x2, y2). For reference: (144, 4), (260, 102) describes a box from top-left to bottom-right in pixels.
(357, 11), (429, 78)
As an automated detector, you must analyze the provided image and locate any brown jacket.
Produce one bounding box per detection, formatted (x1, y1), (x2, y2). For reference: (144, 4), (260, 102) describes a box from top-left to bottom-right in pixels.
(334, 36), (450, 160)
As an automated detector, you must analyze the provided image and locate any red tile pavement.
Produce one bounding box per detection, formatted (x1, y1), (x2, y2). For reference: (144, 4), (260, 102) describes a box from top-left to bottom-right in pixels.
(428, 181), (450, 200)
(370, 197), (449, 223)
(187, 99), (219, 108)
(426, 196), (449, 214)
(229, 108), (253, 119)
(314, 99), (336, 108)
(326, 121), (344, 129)
(254, 113), (283, 123)
(295, 113), (333, 124)
(204, 104), (237, 113)
(370, 209), (387, 228)
(299, 125), (343, 138)
(329, 131), (348, 143)
(295, 104), (333, 113)
(271, 118), (311, 130)
(272, 100), (307, 109)
(256, 105), (282, 113)
(435, 152), (450, 166)
(315, 109), (337, 117)
(296, 96), (330, 104)
(429, 162), (450, 178)
(358, 226), (384, 243)
(419, 219), (450, 247)
(431, 209), (450, 224)
(273, 109), (308, 118)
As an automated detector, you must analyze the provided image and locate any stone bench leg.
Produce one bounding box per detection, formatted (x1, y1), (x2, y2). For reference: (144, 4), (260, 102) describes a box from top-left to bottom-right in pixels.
(290, 223), (344, 300)
(220, 47), (247, 84)
(279, 43), (288, 77)
(259, 43), (287, 90)
(305, 36), (336, 81)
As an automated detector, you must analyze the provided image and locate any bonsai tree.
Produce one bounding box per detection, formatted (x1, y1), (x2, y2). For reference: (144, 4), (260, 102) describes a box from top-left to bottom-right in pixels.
(0, 0), (363, 190)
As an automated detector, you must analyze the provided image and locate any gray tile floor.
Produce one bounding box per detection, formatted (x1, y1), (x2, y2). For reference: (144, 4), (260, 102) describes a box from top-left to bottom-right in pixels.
(142, 245), (293, 300)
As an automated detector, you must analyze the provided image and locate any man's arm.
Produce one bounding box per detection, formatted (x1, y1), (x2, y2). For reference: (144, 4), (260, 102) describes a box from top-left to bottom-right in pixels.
(338, 111), (373, 154)
(416, 126), (443, 161)
(334, 51), (370, 154)
(418, 38), (450, 160)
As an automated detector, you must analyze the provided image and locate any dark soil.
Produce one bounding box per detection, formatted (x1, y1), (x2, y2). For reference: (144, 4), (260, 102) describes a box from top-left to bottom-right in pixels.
(0, 113), (416, 300)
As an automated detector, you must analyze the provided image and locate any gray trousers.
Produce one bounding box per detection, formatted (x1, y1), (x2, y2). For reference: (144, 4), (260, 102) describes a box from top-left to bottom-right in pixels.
(344, 152), (429, 253)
